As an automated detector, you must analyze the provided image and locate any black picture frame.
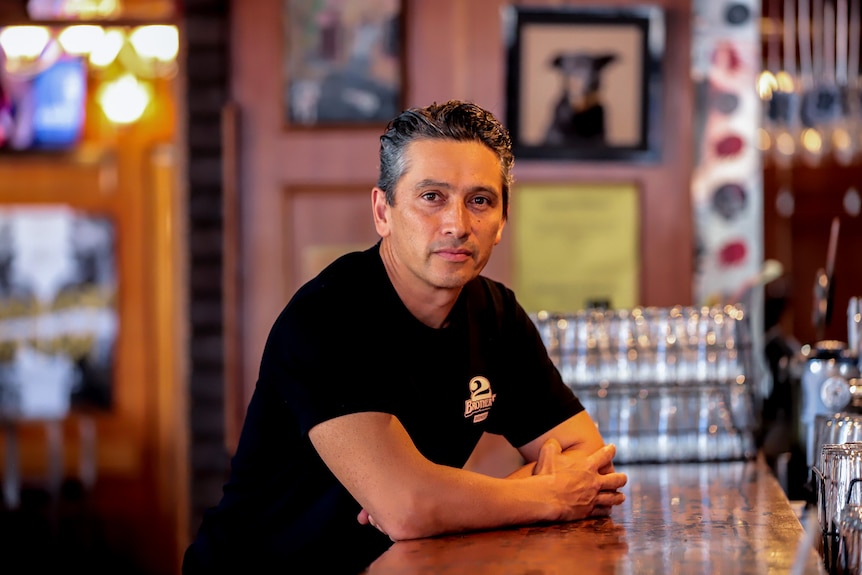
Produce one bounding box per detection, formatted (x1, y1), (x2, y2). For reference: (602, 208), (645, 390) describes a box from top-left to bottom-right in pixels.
(503, 5), (665, 162)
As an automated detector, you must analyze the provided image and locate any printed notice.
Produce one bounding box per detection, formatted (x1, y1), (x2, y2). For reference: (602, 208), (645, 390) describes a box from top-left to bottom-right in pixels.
(513, 183), (640, 313)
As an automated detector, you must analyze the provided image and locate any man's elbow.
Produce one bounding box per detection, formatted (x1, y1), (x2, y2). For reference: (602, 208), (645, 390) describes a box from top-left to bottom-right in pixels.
(372, 492), (442, 541)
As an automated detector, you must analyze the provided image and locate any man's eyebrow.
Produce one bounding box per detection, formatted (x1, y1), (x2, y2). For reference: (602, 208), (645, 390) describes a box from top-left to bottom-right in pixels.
(413, 179), (500, 196)
(413, 178), (452, 190)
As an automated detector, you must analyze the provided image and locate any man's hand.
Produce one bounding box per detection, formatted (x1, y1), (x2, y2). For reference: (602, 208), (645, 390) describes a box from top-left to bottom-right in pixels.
(533, 438), (627, 520)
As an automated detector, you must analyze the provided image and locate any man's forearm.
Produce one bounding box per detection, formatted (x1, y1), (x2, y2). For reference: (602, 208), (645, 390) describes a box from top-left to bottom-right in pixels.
(506, 461), (536, 479)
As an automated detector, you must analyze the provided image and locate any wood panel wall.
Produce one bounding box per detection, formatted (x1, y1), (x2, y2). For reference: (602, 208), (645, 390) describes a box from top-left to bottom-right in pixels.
(230, 0), (696, 420)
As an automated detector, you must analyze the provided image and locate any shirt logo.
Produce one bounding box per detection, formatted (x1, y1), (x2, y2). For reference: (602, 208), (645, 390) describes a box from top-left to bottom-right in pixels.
(464, 376), (496, 423)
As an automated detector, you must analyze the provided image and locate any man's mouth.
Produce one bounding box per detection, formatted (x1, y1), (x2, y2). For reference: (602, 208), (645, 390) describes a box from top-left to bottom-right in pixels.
(434, 248), (472, 263)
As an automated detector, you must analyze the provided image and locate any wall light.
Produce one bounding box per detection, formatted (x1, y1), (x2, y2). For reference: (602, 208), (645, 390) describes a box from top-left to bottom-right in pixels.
(97, 73), (151, 124)
(129, 25), (178, 62)
(58, 25), (105, 55)
(0, 26), (51, 59)
(88, 28), (124, 68)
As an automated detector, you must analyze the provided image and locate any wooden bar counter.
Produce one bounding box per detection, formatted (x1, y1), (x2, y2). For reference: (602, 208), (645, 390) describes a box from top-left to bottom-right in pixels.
(362, 456), (826, 574)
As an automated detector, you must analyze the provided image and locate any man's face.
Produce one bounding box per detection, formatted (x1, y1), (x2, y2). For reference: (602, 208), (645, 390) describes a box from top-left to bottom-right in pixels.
(373, 139), (506, 292)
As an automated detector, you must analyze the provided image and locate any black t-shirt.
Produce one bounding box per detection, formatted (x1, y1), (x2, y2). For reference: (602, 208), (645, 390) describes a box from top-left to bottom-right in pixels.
(184, 243), (583, 574)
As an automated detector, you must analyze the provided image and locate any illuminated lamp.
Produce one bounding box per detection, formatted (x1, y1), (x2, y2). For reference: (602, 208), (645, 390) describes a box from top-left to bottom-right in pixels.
(58, 25), (105, 56)
(800, 128), (823, 155)
(756, 71), (776, 100)
(123, 25), (179, 78)
(775, 71), (795, 94)
(0, 26), (61, 77)
(775, 131), (796, 158)
(88, 28), (124, 68)
(128, 25), (179, 62)
(97, 73), (151, 124)
(0, 26), (51, 60)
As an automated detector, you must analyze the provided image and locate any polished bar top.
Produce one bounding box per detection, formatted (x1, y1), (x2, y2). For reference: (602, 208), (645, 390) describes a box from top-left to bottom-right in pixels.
(362, 456), (826, 574)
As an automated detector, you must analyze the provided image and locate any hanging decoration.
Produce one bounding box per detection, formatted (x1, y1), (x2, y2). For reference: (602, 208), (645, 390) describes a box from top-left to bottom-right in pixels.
(691, 0), (764, 307)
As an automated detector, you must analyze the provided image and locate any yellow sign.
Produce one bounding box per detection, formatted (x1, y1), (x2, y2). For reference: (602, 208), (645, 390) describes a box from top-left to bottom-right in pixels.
(513, 183), (640, 313)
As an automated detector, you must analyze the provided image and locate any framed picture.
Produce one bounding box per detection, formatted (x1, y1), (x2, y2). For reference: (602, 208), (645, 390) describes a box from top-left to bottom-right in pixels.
(503, 6), (664, 162)
(512, 182), (641, 313)
(283, 0), (404, 128)
(0, 205), (118, 417)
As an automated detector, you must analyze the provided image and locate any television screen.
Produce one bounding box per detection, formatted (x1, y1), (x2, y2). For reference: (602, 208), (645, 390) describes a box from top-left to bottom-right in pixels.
(0, 55), (87, 151)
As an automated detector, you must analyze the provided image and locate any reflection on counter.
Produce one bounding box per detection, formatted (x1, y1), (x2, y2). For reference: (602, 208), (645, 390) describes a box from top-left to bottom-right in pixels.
(363, 457), (824, 574)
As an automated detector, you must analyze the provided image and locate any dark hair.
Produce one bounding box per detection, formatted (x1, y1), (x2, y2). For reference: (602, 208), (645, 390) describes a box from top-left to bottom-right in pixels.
(377, 100), (514, 218)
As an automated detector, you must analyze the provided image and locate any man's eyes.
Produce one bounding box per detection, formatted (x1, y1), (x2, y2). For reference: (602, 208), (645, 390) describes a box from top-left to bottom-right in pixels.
(419, 192), (494, 207)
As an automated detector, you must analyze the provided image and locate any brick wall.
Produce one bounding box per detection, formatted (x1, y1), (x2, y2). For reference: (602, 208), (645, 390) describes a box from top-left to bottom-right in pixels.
(183, 0), (230, 539)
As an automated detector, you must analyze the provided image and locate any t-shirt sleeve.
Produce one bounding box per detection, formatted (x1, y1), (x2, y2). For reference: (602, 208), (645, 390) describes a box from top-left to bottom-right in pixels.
(483, 293), (584, 448)
(258, 293), (396, 438)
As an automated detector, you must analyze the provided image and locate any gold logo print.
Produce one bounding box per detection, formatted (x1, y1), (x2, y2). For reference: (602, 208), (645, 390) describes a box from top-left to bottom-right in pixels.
(464, 376), (496, 421)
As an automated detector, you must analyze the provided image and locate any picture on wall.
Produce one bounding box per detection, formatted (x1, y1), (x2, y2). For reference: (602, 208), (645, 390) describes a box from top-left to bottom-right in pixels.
(503, 6), (664, 162)
(0, 205), (117, 419)
(283, 0), (403, 127)
(512, 182), (641, 314)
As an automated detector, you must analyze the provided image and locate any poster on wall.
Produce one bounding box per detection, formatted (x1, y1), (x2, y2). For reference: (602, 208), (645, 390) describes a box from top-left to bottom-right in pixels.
(0, 205), (118, 420)
(513, 183), (640, 313)
(691, 0), (763, 305)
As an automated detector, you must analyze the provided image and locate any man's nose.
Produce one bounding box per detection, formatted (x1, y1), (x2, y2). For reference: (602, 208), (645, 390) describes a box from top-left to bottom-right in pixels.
(442, 201), (470, 237)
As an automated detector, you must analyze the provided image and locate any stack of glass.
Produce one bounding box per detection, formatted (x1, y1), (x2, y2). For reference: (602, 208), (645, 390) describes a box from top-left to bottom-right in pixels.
(532, 304), (758, 464)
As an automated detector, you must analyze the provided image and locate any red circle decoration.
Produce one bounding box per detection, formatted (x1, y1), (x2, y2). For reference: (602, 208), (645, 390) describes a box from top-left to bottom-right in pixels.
(715, 134), (744, 157)
(718, 240), (747, 266)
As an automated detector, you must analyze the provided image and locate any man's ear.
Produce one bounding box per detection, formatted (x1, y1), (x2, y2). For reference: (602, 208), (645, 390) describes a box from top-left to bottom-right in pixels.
(494, 217), (506, 246)
(372, 187), (391, 237)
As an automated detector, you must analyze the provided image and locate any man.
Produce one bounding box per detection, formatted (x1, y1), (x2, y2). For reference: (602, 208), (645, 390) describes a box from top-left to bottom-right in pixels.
(183, 100), (627, 574)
